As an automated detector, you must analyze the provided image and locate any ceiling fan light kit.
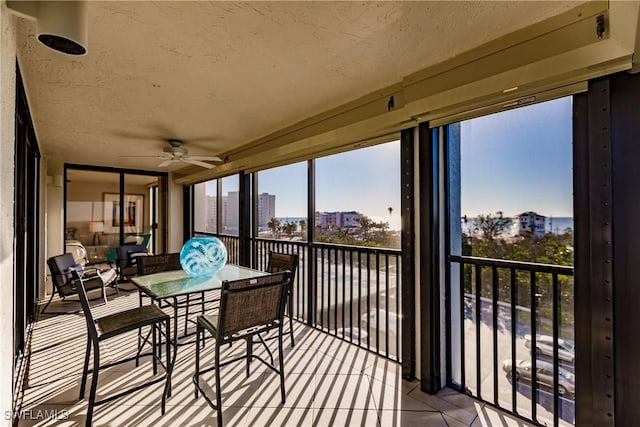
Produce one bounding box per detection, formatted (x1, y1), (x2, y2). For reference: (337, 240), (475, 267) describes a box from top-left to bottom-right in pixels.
(121, 138), (222, 169)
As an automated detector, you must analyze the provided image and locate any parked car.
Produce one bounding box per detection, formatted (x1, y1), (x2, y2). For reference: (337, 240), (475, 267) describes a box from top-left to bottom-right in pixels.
(502, 359), (575, 398)
(524, 334), (575, 364)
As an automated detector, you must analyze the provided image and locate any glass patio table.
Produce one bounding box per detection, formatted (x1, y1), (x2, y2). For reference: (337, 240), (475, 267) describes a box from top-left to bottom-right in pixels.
(130, 264), (269, 391)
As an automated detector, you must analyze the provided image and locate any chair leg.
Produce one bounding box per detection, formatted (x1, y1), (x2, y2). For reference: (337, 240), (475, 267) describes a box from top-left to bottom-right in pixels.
(246, 337), (253, 377)
(194, 324), (201, 400)
(79, 338), (91, 399)
(278, 327), (286, 404)
(184, 295), (190, 336)
(215, 344), (223, 427)
(162, 318), (172, 414)
(86, 341), (101, 427)
(152, 325), (158, 375)
(288, 293), (295, 348)
(40, 291), (56, 315)
(137, 292), (143, 367)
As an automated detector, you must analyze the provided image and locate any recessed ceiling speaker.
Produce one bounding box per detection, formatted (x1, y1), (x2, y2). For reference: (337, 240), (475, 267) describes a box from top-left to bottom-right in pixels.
(7, 1), (88, 56)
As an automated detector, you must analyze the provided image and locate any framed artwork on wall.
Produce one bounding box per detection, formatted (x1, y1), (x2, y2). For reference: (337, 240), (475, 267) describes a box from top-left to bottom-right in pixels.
(103, 193), (144, 233)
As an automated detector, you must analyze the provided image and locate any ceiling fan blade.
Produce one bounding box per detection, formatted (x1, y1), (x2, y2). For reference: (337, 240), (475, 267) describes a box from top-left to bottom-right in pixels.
(158, 159), (174, 168)
(186, 155), (222, 162)
(183, 159), (215, 169)
(118, 155), (166, 159)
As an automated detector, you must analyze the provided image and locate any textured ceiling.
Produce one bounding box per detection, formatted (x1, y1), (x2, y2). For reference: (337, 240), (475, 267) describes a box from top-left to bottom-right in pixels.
(15, 1), (584, 173)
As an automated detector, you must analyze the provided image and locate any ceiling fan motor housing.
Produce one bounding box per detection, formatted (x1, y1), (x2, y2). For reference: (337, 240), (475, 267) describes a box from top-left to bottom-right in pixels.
(163, 145), (187, 158)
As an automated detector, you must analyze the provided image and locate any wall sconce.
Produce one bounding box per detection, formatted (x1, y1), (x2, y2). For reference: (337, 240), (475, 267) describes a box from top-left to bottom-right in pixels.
(89, 221), (104, 245)
(6, 1), (88, 55)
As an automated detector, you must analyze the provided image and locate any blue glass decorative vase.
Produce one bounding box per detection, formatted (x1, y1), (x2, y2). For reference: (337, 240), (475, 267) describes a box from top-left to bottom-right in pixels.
(180, 236), (227, 278)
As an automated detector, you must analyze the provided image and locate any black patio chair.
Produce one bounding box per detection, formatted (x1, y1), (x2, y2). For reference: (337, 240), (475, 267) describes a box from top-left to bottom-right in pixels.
(73, 269), (172, 427)
(192, 271), (290, 427)
(137, 253), (209, 336)
(266, 251), (299, 347)
(116, 244), (149, 282)
(136, 253), (182, 275)
(43, 253), (116, 315)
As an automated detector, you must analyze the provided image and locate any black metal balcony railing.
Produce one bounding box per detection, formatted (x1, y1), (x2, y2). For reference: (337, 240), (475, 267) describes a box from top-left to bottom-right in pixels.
(448, 255), (574, 427)
(195, 232), (402, 362)
(255, 238), (402, 361)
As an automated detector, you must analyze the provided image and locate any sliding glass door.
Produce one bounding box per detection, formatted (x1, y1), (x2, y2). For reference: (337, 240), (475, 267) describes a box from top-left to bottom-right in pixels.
(65, 166), (167, 266)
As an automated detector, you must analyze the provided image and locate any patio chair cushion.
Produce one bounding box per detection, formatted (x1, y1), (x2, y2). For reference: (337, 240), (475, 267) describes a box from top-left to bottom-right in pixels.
(95, 304), (169, 339)
(128, 251), (149, 266)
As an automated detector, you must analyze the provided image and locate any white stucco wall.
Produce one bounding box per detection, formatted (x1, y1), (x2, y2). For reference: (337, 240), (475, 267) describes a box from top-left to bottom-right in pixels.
(167, 174), (183, 252)
(0, 4), (17, 424)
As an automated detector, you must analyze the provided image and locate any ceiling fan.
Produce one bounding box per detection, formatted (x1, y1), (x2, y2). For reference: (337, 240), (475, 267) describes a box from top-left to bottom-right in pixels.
(124, 139), (222, 169)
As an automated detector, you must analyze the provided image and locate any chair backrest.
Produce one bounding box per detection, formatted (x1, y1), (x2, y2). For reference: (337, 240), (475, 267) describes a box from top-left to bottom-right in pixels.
(71, 270), (99, 341)
(117, 244), (149, 268)
(47, 253), (82, 297)
(137, 253), (182, 275)
(267, 251), (299, 278)
(218, 272), (290, 338)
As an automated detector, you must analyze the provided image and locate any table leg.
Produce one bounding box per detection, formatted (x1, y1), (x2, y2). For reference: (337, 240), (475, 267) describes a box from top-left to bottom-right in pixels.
(167, 296), (179, 397)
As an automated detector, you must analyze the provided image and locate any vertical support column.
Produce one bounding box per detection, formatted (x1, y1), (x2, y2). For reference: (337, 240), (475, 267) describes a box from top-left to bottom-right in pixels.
(251, 173), (259, 268)
(573, 77), (615, 427)
(216, 179), (222, 233)
(182, 185), (192, 243)
(307, 159), (316, 326)
(118, 172), (125, 245)
(400, 127), (416, 379)
(419, 122), (441, 393)
(609, 73), (640, 426)
(157, 175), (168, 253)
(238, 171), (251, 267)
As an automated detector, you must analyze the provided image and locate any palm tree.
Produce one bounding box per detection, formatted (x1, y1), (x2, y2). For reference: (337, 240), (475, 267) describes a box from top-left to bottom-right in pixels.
(267, 217), (281, 237)
(299, 219), (307, 239)
(282, 221), (298, 240)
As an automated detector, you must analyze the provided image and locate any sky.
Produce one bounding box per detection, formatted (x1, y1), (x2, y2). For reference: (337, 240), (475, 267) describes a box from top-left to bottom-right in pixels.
(205, 96), (574, 226)
(255, 142), (401, 221)
(460, 96), (573, 218)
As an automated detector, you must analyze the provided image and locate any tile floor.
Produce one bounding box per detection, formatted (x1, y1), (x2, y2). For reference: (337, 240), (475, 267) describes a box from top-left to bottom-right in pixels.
(18, 288), (536, 426)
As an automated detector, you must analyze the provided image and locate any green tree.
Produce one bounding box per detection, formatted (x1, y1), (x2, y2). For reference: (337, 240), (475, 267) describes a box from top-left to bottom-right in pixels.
(281, 221), (298, 240)
(267, 217), (281, 237)
(474, 211), (512, 240)
(358, 216), (374, 239)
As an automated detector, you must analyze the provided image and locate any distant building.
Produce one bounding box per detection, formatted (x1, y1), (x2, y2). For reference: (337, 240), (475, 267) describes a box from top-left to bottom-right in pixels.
(513, 211), (546, 237)
(257, 193), (276, 231)
(194, 183), (207, 232)
(222, 191), (239, 232)
(315, 211), (363, 231)
(206, 195), (217, 232)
